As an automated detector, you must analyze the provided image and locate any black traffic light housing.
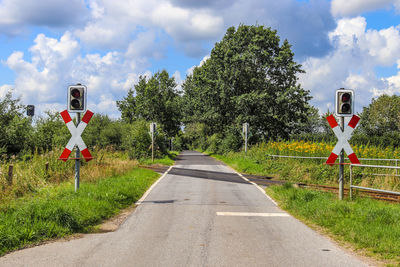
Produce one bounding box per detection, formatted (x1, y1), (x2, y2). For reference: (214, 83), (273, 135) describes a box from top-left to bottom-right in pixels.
(68, 84), (87, 113)
(26, 105), (35, 116)
(335, 88), (354, 117)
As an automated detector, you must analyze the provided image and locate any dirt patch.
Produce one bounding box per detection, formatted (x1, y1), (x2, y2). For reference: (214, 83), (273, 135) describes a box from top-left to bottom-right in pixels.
(94, 205), (137, 233)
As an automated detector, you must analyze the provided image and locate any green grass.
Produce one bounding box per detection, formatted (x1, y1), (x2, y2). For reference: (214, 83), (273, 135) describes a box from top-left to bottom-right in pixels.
(267, 184), (400, 264)
(0, 167), (159, 256)
(139, 151), (179, 166)
(210, 152), (272, 175)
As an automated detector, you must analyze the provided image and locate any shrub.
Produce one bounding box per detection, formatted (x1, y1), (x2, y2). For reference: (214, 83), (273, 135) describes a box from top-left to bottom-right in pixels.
(122, 120), (152, 159)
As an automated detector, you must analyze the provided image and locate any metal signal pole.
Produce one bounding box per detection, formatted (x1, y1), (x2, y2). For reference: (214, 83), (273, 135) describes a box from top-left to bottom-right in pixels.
(245, 127), (248, 153)
(339, 116), (344, 200)
(75, 112), (81, 192)
(151, 130), (154, 163)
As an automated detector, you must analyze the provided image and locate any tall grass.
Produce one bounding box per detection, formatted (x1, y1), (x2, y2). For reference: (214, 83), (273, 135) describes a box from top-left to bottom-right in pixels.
(139, 151), (179, 166)
(0, 147), (138, 203)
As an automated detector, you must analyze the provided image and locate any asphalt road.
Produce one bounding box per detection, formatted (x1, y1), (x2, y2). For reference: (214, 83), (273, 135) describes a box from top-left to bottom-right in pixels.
(0, 151), (368, 267)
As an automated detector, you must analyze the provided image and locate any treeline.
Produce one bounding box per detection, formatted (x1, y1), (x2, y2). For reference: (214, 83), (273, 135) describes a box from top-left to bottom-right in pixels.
(0, 91), (174, 160)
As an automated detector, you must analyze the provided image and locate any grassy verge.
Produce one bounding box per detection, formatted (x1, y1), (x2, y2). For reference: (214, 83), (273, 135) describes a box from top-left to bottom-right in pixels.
(0, 147), (139, 203)
(267, 184), (400, 265)
(139, 151), (179, 166)
(0, 167), (159, 256)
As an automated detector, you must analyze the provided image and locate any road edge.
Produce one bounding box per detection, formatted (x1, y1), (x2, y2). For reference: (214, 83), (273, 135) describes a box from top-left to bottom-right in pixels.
(136, 165), (173, 205)
(201, 151), (278, 206)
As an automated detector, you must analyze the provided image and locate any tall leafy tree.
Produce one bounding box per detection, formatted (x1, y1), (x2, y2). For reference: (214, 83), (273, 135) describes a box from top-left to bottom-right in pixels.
(358, 94), (400, 136)
(0, 91), (33, 154)
(183, 25), (313, 140)
(117, 70), (182, 137)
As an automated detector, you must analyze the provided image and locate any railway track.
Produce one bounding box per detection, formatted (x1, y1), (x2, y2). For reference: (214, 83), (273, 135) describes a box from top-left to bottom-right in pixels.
(298, 183), (400, 202)
(140, 165), (400, 203)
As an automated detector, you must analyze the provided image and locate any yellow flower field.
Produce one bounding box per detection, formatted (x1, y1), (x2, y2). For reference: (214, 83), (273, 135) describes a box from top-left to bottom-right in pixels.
(263, 140), (400, 160)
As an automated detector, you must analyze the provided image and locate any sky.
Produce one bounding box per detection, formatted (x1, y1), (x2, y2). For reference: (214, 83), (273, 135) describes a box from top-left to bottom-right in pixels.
(1, 0), (400, 118)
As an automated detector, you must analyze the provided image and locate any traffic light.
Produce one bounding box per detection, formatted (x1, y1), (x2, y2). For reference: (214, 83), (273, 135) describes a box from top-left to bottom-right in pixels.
(68, 84), (87, 113)
(336, 89), (354, 116)
(26, 105), (35, 116)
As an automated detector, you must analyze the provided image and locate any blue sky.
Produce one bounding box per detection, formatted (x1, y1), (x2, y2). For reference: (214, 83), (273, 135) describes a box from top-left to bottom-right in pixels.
(0, 0), (400, 117)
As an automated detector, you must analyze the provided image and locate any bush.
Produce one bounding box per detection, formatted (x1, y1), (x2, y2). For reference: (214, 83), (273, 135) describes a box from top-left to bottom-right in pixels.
(206, 133), (222, 153)
(122, 120), (152, 159)
(219, 128), (243, 154)
(172, 134), (186, 151)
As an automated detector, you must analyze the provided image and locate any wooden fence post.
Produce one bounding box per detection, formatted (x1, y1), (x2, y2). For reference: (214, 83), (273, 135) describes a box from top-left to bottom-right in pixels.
(45, 162), (49, 176)
(7, 164), (13, 185)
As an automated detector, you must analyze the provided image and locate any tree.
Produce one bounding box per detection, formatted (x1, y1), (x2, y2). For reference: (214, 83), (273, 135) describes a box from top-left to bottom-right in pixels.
(182, 24), (313, 140)
(0, 91), (33, 155)
(358, 94), (400, 136)
(33, 111), (69, 152)
(82, 114), (125, 149)
(117, 70), (182, 137)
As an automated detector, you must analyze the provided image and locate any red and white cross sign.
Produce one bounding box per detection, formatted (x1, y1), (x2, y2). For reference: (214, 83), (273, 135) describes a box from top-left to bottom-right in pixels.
(326, 114), (361, 166)
(59, 110), (94, 162)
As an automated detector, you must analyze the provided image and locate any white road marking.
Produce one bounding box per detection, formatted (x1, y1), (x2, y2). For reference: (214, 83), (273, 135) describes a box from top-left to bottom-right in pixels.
(216, 212), (290, 217)
(136, 166), (173, 205)
(236, 171), (279, 206)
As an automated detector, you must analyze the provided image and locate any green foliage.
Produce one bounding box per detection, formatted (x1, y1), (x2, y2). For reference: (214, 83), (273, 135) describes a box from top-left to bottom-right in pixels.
(139, 151), (178, 166)
(171, 133), (187, 151)
(117, 70), (182, 137)
(121, 120), (169, 160)
(206, 133), (223, 154)
(33, 111), (69, 152)
(359, 94), (400, 136)
(0, 168), (159, 256)
(122, 120), (152, 159)
(183, 24), (313, 141)
(183, 123), (209, 150)
(82, 114), (125, 149)
(0, 91), (33, 155)
(268, 186), (400, 263)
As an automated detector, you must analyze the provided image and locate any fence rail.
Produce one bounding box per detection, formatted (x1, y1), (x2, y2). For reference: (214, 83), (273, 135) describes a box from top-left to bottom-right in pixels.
(268, 154), (400, 198)
(268, 154), (400, 163)
(349, 164), (400, 199)
(267, 154), (400, 175)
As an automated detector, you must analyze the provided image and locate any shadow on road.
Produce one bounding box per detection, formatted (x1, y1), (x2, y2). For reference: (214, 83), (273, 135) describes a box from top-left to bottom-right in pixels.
(168, 167), (251, 185)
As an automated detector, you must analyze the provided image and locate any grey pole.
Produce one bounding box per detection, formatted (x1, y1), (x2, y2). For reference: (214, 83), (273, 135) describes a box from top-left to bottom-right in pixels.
(349, 164), (353, 200)
(75, 112), (81, 192)
(151, 127), (154, 163)
(245, 126), (248, 153)
(339, 116), (344, 200)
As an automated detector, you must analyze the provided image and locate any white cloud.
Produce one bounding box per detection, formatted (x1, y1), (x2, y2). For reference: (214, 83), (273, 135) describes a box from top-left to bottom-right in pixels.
(172, 70), (183, 92)
(331, 0), (394, 17)
(0, 84), (13, 98)
(0, 0), (88, 35)
(4, 31), (153, 117)
(151, 4), (223, 42)
(300, 16), (400, 113)
(186, 55), (210, 76)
